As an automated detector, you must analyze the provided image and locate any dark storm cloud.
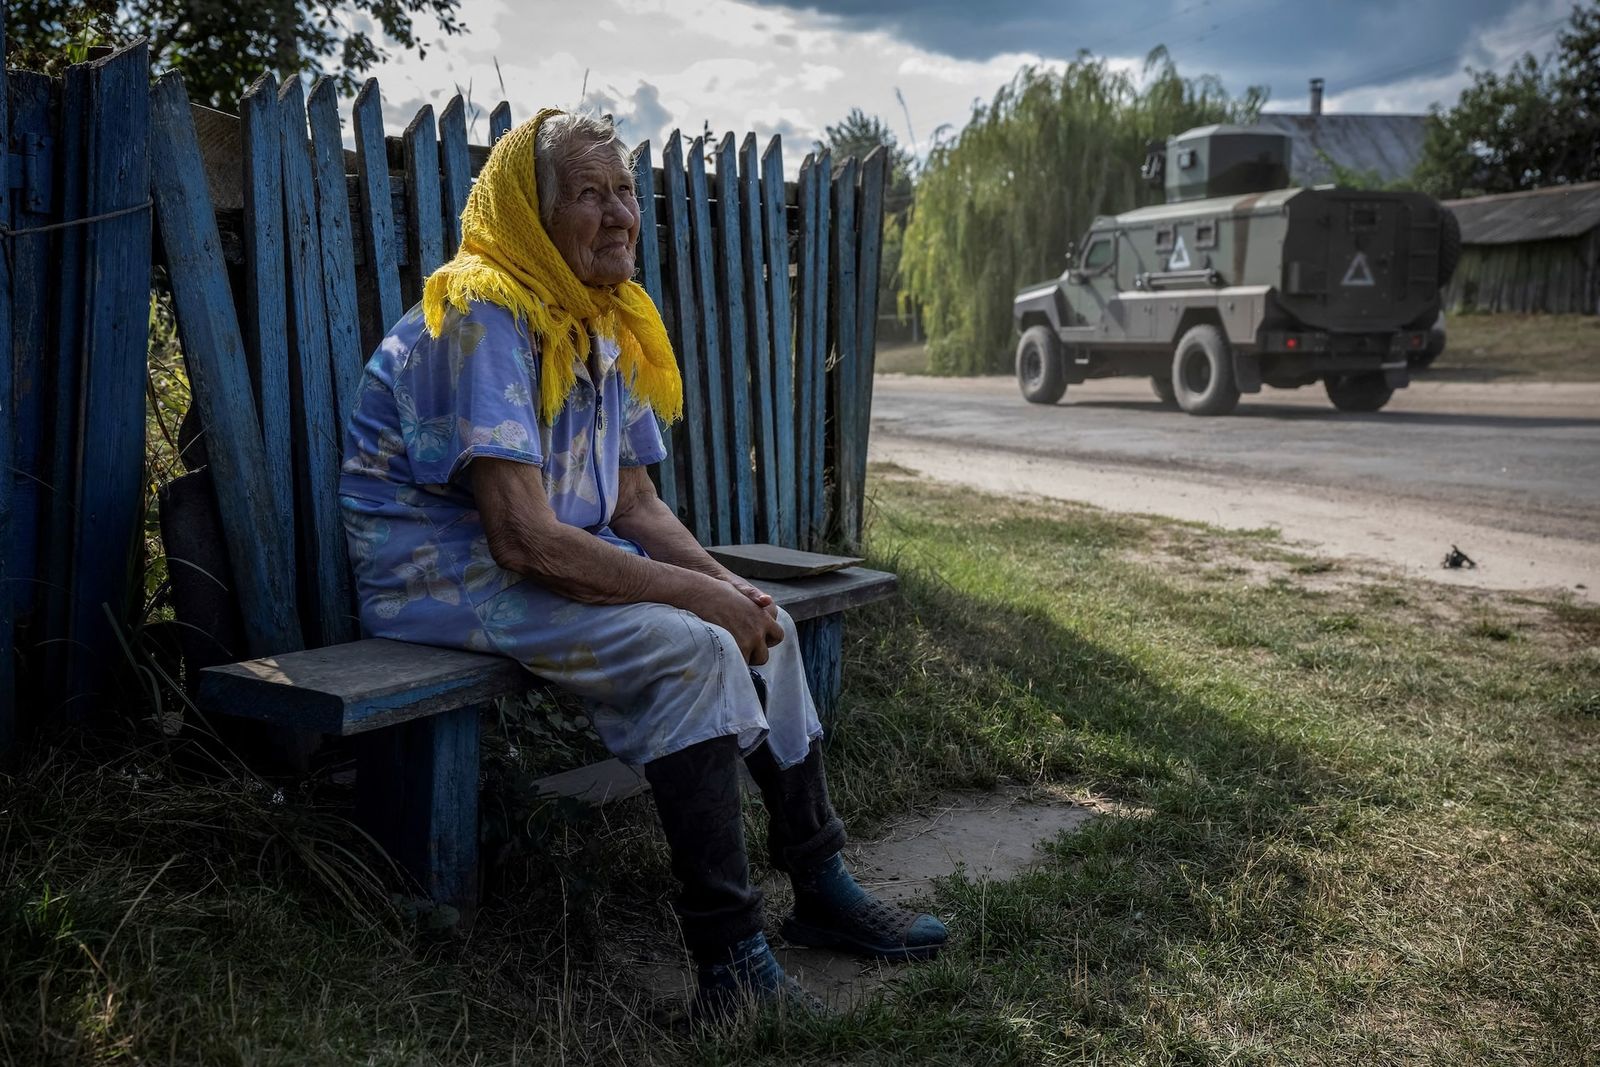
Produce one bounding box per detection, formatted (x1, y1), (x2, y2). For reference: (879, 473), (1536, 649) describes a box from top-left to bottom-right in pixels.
(747, 0), (1538, 104)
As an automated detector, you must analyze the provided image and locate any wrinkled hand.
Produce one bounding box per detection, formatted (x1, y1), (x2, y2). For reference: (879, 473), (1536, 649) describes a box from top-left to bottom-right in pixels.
(725, 573), (778, 620)
(694, 578), (785, 665)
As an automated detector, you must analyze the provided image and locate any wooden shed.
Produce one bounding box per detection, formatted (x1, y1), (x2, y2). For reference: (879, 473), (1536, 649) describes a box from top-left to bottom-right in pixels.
(1442, 181), (1600, 315)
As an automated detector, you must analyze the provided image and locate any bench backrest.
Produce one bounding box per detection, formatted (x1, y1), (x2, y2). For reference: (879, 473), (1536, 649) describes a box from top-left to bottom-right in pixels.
(152, 73), (889, 661)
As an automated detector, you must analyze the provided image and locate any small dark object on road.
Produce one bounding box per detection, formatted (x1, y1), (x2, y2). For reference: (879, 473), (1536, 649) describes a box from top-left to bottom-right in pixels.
(1442, 545), (1477, 570)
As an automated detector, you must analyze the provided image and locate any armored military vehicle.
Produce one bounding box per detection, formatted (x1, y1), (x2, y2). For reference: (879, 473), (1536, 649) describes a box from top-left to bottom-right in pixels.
(1012, 124), (1460, 414)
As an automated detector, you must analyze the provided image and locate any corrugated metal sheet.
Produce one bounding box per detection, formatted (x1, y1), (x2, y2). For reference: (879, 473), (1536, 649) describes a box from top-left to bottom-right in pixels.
(1443, 182), (1600, 245)
(1254, 113), (1427, 187)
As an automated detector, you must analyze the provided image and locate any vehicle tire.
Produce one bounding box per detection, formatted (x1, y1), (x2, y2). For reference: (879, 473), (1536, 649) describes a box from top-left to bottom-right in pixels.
(1170, 324), (1240, 416)
(1151, 375), (1178, 407)
(1438, 207), (1461, 286)
(1325, 373), (1394, 412)
(1016, 324), (1067, 405)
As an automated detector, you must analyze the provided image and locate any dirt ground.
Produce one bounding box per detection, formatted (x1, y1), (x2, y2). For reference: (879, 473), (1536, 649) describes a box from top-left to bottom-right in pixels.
(871, 376), (1600, 602)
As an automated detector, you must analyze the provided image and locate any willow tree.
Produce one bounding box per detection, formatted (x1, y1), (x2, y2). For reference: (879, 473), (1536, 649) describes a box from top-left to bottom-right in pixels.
(900, 50), (1264, 374)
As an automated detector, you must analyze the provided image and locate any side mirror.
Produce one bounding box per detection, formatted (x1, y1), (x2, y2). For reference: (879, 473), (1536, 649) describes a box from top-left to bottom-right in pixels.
(1066, 270), (1085, 285)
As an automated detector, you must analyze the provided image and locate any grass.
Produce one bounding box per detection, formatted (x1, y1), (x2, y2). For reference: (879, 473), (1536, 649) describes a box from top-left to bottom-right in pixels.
(877, 313), (1600, 382)
(1432, 313), (1600, 382)
(4, 470), (1598, 1065)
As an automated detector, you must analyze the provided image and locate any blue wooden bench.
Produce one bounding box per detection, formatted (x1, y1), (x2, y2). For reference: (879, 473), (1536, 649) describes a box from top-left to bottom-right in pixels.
(147, 73), (893, 916)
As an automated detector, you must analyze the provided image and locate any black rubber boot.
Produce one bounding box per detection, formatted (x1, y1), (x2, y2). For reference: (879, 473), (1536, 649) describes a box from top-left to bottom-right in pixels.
(643, 735), (765, 961)
(745, 738), (948, 962)
(743, 738), (847, 875)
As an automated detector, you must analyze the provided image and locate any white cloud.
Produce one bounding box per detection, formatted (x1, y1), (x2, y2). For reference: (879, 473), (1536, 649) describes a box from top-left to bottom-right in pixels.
(354, 0), (1100, 170)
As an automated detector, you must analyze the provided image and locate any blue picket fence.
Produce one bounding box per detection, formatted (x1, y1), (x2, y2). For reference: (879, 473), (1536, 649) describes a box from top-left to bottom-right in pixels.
(1, 40), (153, 748)
(1, 40), (890, 755)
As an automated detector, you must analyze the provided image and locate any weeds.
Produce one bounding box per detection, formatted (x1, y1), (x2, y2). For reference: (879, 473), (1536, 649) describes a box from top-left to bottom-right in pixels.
(3, 471), (1596, 1065)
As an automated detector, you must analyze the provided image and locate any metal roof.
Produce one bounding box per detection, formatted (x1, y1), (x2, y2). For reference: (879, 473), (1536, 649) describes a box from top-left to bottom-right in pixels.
(1443, 181), (1600, 244)
(1253, 113), (1427, 188)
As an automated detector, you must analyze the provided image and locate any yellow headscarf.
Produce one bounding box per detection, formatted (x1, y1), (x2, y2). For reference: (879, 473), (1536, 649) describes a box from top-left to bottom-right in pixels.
(422, 108), (683, 425)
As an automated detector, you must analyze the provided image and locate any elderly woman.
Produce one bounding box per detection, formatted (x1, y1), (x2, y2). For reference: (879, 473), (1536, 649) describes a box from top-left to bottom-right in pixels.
(339, 110), (946, 1013)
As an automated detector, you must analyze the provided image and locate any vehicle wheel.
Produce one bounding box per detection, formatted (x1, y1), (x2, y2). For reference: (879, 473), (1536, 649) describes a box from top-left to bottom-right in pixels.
(1170, 324), (1240, 416)
(1438, 207), (1461, 286)
(1151, 375), (1178, 407)
(1016, 325), (1067, 405)
(1325, 373), (1394, 412)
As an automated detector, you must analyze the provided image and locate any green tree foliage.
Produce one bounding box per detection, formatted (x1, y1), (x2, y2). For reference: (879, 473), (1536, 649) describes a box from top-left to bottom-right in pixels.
(817, 108), (916, 214)
(1413, 1), (1600, 198)
(899, 51), (1263, 374)
(5, 0), (464, 109)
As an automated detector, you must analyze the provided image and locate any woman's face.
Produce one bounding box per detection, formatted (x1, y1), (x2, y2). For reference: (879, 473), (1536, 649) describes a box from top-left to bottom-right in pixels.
(546, 144), (641, 287)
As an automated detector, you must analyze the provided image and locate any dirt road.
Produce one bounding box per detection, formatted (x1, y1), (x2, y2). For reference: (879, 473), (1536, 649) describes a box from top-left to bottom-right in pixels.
(870, 376), (1600, 601)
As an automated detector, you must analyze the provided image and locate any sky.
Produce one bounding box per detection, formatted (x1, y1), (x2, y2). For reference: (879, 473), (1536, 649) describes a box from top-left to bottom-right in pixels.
(360, 0), (1575, 163)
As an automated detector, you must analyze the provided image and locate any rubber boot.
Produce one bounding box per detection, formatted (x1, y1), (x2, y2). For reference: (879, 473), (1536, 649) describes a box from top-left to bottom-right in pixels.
(745, 739), (948, 962)
(643, 736), (822, 1016)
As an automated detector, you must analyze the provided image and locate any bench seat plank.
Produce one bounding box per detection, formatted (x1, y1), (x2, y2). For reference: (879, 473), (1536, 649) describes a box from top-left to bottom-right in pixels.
(199, 564), (897, 735)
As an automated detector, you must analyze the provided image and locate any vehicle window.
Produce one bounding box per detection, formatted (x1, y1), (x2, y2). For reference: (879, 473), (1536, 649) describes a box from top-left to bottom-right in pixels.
(1083, 239), (1113, 271)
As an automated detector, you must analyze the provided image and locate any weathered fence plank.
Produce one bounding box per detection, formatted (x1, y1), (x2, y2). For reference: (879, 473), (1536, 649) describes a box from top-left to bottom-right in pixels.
(353, 80), (403, 351)
(688, 141), (733, 544)
(280, 79), (355, 647)
(489, 101), (511, 143)
(760, 138), (797, 547)
(306, 78), (364, 420)
(715, 134), (755, 544)
(38, 64), (91, 705)
(632, 140), (679, 515)
(401, 104), (444, 305)
(240, 73), (295, 564)
(0, 30), (14, 742)
(659, 133), (711, 541)
(65, 43), (153, 711)
(795, 154), (820, 548)
(438, 95), (471, 255)
(7, 72), (57, 646)
(849, 148), (890, 548)
(149, 72), (303, 657)
(807, 151), (832, 548)
(739, 134), (780, 544)
(829, 157), (860, 545)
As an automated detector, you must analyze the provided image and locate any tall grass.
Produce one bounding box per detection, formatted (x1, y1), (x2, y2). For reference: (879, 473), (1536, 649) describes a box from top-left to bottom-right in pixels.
(898, 50), (1263, 374)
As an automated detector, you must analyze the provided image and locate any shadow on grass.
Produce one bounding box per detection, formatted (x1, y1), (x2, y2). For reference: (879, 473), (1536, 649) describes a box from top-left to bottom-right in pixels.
(2, 548), (1379, 1065)
(704, 555), (1381, 1063)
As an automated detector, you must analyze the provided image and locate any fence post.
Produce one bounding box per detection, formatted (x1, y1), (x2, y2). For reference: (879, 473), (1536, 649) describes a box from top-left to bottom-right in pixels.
(280, 78), (354, 647)
(240, 73), (296, 575)
(489, 102), (511, 143)
(352, 80), (403, 351)
(851, 148), (890, 549)
(760, 138), (797, 547)
(632, 140), (680, 515)
(150, 72), (303, 657)
(687, 142), (732, 544)
(828, 157), (860, 547)
(63, 43), (152, 714)
(660, 132), (712, 542)
(808, 152), (831, 549)
(740, 134), (779, 544)
(715, 134), (755, 545)
(306, 78), (364, 420)
(0, 22), (14, 749)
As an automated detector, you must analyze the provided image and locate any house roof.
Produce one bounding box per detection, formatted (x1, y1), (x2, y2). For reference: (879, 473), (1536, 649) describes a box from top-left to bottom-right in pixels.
(1442, 181), (1600, 244)
(1253, 113), (1427, 188)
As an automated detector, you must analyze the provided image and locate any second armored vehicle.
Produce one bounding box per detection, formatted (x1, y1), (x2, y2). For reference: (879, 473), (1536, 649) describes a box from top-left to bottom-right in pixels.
(1012, 124), (1459, 414)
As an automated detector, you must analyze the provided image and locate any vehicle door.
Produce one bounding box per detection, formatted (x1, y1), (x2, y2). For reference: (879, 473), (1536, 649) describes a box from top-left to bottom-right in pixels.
(1064, 231), (1126, 342)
